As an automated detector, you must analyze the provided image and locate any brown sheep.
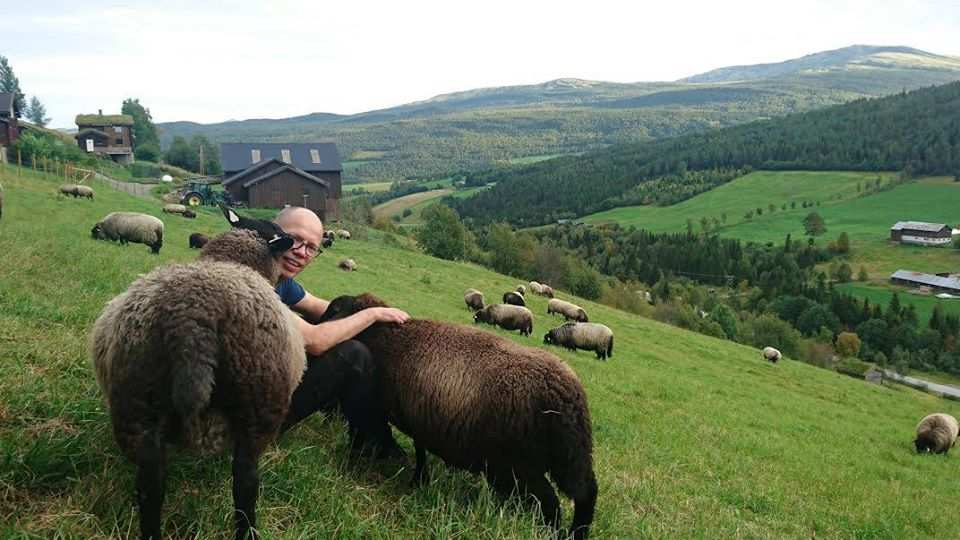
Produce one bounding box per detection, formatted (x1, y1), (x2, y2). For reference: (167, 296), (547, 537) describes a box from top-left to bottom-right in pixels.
(915, 413), (960, 454)
(318, 293), (598, 540)
(464, 288), (485, 311)
(475, 304), (534, 336)
(188, 232), (209, 249)
(547, 298), (588, 323)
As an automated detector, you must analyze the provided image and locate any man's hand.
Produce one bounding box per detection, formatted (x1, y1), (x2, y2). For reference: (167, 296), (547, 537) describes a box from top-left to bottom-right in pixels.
(369, 307), (410, 324)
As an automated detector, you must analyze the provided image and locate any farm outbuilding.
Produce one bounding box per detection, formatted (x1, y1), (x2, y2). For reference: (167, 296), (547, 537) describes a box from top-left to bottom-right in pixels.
(890, 270), (960, 294)
(890, 221), (954, 246)
(74, 111), (134, 164)
(220, 143), (342, 220)
(0, 92), (19, 160)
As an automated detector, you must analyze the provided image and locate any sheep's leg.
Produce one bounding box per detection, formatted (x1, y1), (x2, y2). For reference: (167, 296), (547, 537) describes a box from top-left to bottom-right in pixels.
(413, 443), (429, 486)
(232, 436), (265, 540)
(520, 473), (562, 535)
(135, 430), (167, 540)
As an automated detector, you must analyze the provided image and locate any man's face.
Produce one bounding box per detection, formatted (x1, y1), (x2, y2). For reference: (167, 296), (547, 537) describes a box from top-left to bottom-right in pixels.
(276, 210), (324, 279)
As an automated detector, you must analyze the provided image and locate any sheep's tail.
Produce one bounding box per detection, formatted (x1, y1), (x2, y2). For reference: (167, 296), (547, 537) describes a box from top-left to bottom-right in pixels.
(548, 392), (597, 540)
(169, 321), (220, 418)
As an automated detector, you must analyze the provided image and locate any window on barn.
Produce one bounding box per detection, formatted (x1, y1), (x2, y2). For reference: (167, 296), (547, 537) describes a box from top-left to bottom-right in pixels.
(281, 149), (292, 163)
(251, 149), (261, 163)
(310, 149), (321, 164)
(113, 126), (123, 133)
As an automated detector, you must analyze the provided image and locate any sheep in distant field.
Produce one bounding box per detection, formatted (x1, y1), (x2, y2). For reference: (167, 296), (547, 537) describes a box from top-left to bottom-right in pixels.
(516, 285), (526, 295)
(464, 288), (485, 311)
(163, 203), (188, 214)
(58, 184), (78, 197)
(183, 209), (197, 218)
(544, 322), (614, 360)
(90, 214), (303, 540)
(189, 232), (209, 249)
(318, 293), (598, 540)
(475, 304), (533, 336)
(74, 185), (94, 199)
(915, 413), (960, 454)
(762, 346), (782, 364)
(338, 258), (358, 271)
(336, 229), (351, 239)
(503, 291), (526, 307)
(91, 212), (164, 254)
(547, 298), (588, 322)
(322, 236), (334, 248)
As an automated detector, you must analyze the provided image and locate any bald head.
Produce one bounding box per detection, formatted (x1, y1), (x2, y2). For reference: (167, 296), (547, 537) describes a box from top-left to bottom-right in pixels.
(274, 207), (324, 279)
(275, 206), (323, 231)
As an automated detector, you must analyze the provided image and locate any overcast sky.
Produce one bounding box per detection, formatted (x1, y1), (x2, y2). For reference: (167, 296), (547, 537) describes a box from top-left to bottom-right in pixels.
(6, 0), (960, 128)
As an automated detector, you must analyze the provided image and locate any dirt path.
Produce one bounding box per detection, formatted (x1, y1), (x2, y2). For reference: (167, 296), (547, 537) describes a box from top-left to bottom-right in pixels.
(94, 173), (158, 200)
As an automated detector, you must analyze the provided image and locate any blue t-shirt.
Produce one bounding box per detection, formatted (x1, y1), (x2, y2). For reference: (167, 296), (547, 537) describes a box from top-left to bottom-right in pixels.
(276, 278), (306, 307)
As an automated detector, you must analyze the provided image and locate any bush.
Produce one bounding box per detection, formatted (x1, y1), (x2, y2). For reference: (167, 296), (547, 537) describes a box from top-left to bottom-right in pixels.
(835, 357), (873, 378)
(129, 161), (163, 178)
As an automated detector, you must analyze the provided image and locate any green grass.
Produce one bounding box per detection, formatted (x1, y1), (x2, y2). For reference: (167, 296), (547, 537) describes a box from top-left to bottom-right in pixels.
(372, 189), (454, 221)
(344, 180), (394, 193)
(5, 166), (960, 537)
(583, 170), (891, 233)
(835, 282), (960, 325)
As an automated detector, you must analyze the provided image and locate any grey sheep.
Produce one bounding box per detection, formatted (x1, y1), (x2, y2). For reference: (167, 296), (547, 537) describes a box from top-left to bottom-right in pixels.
(915, 413), (959, 454)
(91, 212), (164, 254)
(58, 184), (79, 197)
(74, 185), (94, 199)
(189, 232), (209, 249)
(89, 217), (304, 540)
(338, 258), (358, 271)
(544, 322), (614, 360)
(319, 293), (598, 540)
(547, 298), (589, 322)
(163, 203), (188, 214)
(336, 228), (351, 239)
(503, 291), (526, 307)
(762, 346), (782, 363)
(474, 303), (533, 336)
(464, 288), (485, 311)
(541, 284), (556, 298)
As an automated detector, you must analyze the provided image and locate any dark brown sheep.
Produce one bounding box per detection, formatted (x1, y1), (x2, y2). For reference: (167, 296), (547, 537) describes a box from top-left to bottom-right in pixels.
(319, 294), (598, 540)
(90, 211), (302, 540)
(503, 291), (526, 306)
(188, 232), (209, 249)
(915, 413), (959, 454)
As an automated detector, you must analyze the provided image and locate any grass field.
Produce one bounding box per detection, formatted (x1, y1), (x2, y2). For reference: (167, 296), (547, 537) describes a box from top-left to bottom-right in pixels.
(344, 180), (394, 193)
(6, 167), (960, 538)
(835, 282), (960, 325)
(372, 189), (453, 220)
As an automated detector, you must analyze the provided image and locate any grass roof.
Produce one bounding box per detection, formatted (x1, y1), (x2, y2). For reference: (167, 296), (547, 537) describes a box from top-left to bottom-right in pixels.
(75, 114), (134, 126)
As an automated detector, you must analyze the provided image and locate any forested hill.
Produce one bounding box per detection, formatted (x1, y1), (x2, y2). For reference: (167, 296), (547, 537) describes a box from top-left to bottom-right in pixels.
(158, 46), (960, 183)
(452, 82), (960, 227)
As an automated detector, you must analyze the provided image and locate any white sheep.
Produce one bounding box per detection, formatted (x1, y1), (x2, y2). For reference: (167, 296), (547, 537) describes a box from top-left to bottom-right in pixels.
(544, 322), (614, 360)
(547, 298), (589, 322)
(762, 346), (782, 363)
(91, 212), (164, 254)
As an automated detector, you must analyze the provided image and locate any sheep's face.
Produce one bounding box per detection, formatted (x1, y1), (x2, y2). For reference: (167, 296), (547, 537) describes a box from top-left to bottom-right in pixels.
(544, 331), (557, 345)
(91, 224), (105, 239)
(219, 203), (294, 254)
(577, 310), (589, 322)
(318, 293), (388, 323)
(915, 437), (933, 453)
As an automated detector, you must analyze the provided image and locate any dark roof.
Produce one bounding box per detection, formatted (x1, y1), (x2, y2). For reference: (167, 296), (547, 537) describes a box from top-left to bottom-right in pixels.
(890, 270), (960, 291)
(223, 158), (329, 189)
(220, 142), (341, 173)
(0, 93), (13, 115)
(75, 114), (134, 126)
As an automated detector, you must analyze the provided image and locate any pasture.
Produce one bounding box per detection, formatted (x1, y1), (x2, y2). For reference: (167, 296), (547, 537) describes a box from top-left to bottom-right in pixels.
(4, 167), (960, 538)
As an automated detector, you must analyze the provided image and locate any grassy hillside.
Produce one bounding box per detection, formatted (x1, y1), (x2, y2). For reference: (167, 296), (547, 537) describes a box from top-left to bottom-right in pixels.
(5, 167), (960, 538)
(158, 47), (960, 183)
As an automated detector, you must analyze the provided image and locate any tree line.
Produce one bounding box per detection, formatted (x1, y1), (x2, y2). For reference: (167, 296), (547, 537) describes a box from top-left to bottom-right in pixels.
(453, 82), (960, 226)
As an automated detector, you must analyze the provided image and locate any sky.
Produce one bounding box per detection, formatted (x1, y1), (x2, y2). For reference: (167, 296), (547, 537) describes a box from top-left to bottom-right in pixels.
(5, 0), (960, 128)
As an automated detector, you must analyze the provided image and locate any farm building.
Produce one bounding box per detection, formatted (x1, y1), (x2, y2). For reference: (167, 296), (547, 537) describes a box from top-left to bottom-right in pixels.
(890, 221), (954, 245)
(0, 92), (19, 161)
(890, 270), (960, 294)
(74, 111), (134, 164)
(220, 143), (342, 220)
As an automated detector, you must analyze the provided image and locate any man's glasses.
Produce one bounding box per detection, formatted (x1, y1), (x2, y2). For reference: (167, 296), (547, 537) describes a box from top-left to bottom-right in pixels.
(289, 236), (322, 257)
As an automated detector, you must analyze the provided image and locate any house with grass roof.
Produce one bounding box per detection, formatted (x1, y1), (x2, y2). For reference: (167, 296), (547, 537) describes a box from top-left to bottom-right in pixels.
(74, 110), (134, 164)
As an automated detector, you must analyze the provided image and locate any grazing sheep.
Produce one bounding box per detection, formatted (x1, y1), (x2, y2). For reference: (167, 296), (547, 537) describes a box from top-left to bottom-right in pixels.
(336, 229), (351, 239)
(58, 184), (79, 197)
(544, 322), (614, 360)
(547, 298), (589, 323)
(516, 285), (526, 295)
(474, 304), (534, 336)
(915, 413), (960, 454)
(182, 209), (197, 219)
(321, 236), (334, 248)
(503, 291), (526, 307)
(90, 218), (303, 540)
(74, 185), (94, 199)
(91, 212), (164, 254)
(762, 346), (782, 364)
(464, 288), (485, 311)
(541, 285), (555, 298)
(189, 232), (210, 249)
(318, 293), (598, 540)
(338, 258), (358, 271)
(163, 203), (188, 214)
(528, 281), (544, 295)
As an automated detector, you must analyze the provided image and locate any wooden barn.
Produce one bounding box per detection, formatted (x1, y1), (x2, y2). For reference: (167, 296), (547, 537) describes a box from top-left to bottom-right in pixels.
(220, 143), (342, 220)
(890, 221), (954, 246)
(0, 92), (19, 161)
(75, 111), (135, 164)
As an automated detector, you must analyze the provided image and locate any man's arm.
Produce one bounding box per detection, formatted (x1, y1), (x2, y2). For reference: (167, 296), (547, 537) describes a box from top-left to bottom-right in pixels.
(290, 290), (329, 323)
(292, 305), (409, 356)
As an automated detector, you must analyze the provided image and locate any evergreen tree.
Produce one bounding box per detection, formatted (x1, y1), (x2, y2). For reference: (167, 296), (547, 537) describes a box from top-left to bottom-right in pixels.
(25, 96), (50, 126)
(857, 266), (868, 282)
(0, 55), (25, 117)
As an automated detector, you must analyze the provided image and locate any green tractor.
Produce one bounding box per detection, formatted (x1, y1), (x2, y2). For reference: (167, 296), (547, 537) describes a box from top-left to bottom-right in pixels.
(179, 180), (238, 207)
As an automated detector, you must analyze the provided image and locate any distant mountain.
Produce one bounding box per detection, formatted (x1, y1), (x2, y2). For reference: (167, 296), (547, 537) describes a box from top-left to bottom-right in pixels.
(157, 45), (960, 183)
(681, 45), (960, 83)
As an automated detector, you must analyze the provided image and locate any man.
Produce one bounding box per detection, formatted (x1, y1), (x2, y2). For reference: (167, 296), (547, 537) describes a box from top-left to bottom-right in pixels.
(273, 206), (408, 456)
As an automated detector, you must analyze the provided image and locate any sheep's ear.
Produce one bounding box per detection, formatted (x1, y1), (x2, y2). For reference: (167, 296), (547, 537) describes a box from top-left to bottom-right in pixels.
(219, 203), (241, 225)
(268, 234), (294, 253)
